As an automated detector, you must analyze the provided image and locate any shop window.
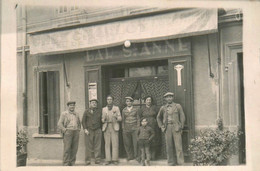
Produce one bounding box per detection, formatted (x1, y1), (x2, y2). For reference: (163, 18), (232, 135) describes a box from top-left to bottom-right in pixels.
(39, 71), (60, 134)
(129, 66), (156, 77)
(157, 65), (168, 75)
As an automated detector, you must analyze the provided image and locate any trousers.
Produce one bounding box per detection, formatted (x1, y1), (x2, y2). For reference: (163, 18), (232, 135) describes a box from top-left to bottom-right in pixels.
(123, 130), (138, 160)
(84, 129), (102, 163)
(138, 139), (150, 161)
(104, 123), (119, 162)
(165, 124), (184, 165)
(63, 129), (80, 166)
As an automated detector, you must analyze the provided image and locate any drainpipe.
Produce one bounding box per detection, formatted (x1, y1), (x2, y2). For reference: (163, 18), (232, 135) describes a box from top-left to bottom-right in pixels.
(21, 5), (27, 127)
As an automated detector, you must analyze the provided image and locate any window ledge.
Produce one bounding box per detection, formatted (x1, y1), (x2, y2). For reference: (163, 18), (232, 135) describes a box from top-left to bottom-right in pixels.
(32, 133), (63, 139)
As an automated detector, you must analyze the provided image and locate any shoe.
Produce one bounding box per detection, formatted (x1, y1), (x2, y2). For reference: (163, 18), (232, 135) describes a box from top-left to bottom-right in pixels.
(141, 160), (145, 166)
(146, 161), (150, 166)
(85, 161), (91, 165)
(104, 161), (111, 165)
(95, 160), (101, 164)
(113, 161), (119, 165)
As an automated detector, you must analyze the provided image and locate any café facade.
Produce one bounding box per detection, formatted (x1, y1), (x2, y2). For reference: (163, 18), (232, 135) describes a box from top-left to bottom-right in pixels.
(16, 7), (244, 165)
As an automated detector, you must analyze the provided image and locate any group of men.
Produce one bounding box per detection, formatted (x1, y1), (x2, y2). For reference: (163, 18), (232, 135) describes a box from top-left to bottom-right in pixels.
(57, 92), (185, 166)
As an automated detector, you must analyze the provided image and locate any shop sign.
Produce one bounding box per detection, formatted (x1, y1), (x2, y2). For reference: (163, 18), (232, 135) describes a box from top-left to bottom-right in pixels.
(86, 38), (191, 62)
(29, 9), (217, 55)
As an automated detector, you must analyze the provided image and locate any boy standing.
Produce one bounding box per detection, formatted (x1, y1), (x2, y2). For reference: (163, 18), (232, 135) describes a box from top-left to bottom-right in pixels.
(137, 118), (155, 166)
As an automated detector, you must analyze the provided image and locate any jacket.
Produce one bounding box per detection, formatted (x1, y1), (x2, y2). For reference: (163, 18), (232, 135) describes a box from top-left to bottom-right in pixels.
(157, 102), (185, 132)
(58, 110), (81, 133)
(82, 108), (102, 130)
(102, 105), (122, 132)
(122, 106), (140, 131)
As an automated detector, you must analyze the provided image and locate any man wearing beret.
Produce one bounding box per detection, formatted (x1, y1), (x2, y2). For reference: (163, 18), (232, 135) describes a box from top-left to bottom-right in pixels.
(82, 99), (102, 165)
(157, 92), (185, 166)
(58, 101), (81, 166)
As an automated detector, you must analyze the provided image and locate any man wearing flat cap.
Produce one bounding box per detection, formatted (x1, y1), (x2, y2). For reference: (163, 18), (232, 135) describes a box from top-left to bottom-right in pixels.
(82, 99), (102, 165)
(58, 101), (81, 166)
(122, 96), (140, 162)
(157, 92), (185, 166)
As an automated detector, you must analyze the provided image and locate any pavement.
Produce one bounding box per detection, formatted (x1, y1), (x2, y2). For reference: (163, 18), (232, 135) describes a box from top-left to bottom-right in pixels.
(27, 158), (193, 166)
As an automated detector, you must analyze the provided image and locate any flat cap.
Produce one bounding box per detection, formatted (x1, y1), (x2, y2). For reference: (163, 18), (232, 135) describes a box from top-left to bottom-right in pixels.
(67, 101), (76, 106)
(89, 99), (98, 103)
(163, 92), (174, 97)
(125, 96), (134, 101)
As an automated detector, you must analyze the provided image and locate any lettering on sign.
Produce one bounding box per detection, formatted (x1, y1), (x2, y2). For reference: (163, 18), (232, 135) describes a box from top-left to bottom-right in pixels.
(86, 38), (191, 62)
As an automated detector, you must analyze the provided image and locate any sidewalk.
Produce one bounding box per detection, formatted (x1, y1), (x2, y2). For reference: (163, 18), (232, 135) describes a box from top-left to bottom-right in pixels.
(27, 158), (192, 166)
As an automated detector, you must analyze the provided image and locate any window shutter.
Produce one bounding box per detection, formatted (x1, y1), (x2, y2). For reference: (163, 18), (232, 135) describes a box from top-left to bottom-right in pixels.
(39, 72), (48, 134)
(47, 71), (60, 134)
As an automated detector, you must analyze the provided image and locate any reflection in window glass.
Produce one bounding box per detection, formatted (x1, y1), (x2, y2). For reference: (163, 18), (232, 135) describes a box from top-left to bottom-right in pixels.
(129, 66), (156, 77)
(158, 65), (168, 75)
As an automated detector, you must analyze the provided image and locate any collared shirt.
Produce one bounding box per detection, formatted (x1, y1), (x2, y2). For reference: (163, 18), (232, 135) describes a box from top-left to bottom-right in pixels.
(66, 111), (79, 130)
(166, 103), (175, 123)
(127, 106), (133, 112)
(58, 110), (81, 133)
(137, 125), (155, 140)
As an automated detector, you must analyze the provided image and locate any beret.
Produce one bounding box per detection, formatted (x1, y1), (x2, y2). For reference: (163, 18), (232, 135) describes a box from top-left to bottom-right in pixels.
(67, 101), (76, 106)
(163, 92), (174, 97)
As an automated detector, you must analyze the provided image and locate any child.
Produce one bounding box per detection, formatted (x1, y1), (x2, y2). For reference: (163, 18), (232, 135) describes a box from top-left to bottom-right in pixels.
(137, 118), (155, 166)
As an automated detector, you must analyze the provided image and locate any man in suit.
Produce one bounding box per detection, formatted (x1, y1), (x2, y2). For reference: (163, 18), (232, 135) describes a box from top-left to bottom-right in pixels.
(157, 92), (185, 166)
(102, 95), (122, 165)
(58, 101), (81, 166)
(82, 99), (102, 165)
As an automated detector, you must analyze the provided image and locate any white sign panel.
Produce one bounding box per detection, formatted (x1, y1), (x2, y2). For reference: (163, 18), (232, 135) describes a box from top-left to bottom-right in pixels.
(88, 83), (97, 101)
(29, 9), (217, 55)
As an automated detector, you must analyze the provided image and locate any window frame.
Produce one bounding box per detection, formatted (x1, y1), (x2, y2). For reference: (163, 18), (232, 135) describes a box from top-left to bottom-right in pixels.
(33, 64), (65, 135)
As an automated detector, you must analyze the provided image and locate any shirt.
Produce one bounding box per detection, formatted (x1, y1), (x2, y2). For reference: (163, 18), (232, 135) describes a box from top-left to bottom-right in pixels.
(137, 125), (155, 140)
(166, 104), (175, 123)
(122, 106), (139, 132)
(58, 110), (81, 133)
(82, 108), (102, 130)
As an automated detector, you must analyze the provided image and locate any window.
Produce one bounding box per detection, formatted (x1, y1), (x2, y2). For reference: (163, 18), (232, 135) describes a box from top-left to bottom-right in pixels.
(39, 71), (60, 134)
(57, 5), (79, 15)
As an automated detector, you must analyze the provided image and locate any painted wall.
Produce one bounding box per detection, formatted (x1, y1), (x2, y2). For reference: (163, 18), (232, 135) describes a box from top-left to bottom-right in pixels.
(26, 52), (86, 160)
(192, 34), (219, 131)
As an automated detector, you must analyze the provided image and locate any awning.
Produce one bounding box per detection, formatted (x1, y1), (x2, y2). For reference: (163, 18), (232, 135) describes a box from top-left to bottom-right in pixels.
(29, 8), (217, 55)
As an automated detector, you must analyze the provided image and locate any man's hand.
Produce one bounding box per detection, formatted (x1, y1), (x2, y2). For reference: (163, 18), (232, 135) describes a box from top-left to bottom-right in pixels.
(84, 129), (89, 135)
(161, 126), (166, 133)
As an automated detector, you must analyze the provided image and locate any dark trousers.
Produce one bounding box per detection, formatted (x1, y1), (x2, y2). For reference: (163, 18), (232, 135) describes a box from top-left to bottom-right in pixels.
(123, 130), (138, 160)
(165, 124), (184, 165)
(138, 139), (151, 161)
(63, 129), (80, 166)
(85, 129), (102, 163)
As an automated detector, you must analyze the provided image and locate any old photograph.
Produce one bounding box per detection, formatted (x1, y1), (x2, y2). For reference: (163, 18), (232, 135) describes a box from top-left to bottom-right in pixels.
(14, 4), (248, 167)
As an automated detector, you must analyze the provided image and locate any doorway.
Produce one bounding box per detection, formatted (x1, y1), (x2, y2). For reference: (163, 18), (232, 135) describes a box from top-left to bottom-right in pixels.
(103, 60), (170, 158)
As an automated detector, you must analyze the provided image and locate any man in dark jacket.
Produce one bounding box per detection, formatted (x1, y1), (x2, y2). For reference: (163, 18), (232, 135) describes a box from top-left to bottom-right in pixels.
(82, 99), (102, 165)
(157, 92), (185, 166)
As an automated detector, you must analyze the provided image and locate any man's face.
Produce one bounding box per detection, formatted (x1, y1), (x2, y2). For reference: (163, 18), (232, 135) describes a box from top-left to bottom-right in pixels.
(141, 119), (148, 126)
(126, 99), (133, 107)
(165, 95), (174, 103)
(90, 101), (97, 108)
(107, 97), (113, 105)
(68, 104), (75, 112)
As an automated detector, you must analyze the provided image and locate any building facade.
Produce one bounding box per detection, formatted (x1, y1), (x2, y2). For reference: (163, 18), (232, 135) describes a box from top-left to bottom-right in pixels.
(16, 6), (245, 165)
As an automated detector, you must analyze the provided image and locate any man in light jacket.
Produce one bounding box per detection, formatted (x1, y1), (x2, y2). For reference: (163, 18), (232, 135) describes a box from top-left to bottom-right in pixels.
(102, 95), (122, 165)
(58, 101), (81, 166)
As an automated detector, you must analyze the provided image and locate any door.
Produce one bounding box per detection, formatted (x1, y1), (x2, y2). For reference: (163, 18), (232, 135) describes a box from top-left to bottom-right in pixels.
(168, 56), (194, 161)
